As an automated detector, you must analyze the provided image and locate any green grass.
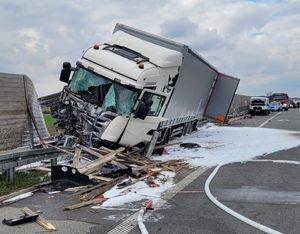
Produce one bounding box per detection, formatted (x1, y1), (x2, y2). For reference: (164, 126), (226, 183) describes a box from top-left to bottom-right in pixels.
(43, 113), (56, 135)
(43, 113), (56, 128)
(0, 171), (49, 196)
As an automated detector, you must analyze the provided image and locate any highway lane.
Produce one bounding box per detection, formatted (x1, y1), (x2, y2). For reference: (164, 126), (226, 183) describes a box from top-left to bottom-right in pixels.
(1, 109), (299, 234)
(238, 108), (300, 131)
(138, 109), (300, 234)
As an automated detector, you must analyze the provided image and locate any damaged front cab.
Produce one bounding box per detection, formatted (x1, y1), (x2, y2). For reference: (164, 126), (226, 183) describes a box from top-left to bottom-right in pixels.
(57, 44), (176, 149)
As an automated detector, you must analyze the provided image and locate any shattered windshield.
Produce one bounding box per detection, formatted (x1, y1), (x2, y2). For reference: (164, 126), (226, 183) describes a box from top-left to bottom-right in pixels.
(68, 67), (139, 115)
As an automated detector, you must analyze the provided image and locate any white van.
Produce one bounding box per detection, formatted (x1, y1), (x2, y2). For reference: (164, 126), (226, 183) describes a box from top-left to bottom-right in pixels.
(249, 97), (270, 115)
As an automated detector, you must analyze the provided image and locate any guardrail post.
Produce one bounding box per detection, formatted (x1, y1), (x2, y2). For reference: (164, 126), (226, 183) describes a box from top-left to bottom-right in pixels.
(5, 167), (15, 184)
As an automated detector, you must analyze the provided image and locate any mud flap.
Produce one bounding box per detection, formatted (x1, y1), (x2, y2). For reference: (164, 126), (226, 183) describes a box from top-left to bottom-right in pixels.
(205, 73), (239, 123)
(51, 165), (90, 190)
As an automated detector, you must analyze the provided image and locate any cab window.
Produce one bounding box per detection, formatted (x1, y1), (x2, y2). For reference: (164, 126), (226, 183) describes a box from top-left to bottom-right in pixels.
(142, 92), (166, 116)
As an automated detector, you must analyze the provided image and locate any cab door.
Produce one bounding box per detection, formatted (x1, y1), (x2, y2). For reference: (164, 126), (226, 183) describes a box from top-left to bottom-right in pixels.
(119, 89), (168, 146)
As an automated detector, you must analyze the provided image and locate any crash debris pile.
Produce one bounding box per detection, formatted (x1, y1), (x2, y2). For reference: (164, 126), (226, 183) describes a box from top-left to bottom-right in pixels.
(55, 145), (188, 210)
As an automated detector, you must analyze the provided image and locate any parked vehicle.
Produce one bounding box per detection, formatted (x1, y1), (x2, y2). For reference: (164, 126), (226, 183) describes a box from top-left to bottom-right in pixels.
(268, 101), (282, 111)
(57, 23), (239, 154)
(249, 97), (270, 115)
(290, 98), (300, 108)
(295, 98), (300, 108)
(269, 93), (289, 111)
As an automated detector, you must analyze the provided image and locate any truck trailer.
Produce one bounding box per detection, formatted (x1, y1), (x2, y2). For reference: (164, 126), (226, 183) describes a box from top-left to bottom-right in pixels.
(57, 23), (239, 153)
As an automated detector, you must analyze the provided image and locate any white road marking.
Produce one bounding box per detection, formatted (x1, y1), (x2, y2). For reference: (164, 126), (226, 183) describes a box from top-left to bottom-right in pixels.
(107, 167), (207, 234)
(258, 112), (281, 128)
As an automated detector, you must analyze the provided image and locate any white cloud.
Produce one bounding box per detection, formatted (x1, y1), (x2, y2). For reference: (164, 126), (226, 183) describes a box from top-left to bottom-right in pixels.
(0, 0), (299, 97)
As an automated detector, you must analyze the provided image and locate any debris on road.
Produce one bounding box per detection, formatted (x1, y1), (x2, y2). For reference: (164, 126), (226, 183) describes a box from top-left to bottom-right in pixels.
(14, 143), (187, 211)
(137, 199), (153, 234)
(179, 143), (201, 149)
(2, 213), (38, 226)
(22, 207), (56, 231)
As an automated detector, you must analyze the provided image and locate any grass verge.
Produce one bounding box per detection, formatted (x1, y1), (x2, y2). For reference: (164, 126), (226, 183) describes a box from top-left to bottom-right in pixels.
(0, 171), (49, 196)
(43, 113), (56, 136)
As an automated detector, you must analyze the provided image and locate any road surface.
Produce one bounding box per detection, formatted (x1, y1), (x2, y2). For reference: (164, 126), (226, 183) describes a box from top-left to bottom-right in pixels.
(0, 109), (299, 234)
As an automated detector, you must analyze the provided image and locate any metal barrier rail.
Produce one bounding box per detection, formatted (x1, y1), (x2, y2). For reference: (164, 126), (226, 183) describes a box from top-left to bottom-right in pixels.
(0, 147), (65, 183)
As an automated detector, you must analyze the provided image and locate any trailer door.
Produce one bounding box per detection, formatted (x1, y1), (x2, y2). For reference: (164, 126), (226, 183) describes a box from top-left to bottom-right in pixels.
(204, 73), (239, 123)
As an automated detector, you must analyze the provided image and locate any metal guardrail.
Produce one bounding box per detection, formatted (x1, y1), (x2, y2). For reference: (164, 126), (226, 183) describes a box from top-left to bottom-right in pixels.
(0, 147), (62, 171)
(0, 147), (68, 183)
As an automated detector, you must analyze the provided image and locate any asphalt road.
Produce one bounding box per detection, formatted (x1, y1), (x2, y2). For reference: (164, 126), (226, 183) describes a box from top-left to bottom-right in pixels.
(1, 108), (299, 234)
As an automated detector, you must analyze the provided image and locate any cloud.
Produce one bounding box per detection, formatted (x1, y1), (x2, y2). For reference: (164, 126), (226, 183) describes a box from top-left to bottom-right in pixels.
(161, 17), (198, 38)
(0, 0), (299, 98)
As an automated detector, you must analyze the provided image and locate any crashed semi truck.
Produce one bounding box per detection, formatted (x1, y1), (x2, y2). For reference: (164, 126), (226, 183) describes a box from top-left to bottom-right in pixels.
(57, 23), (239, 153)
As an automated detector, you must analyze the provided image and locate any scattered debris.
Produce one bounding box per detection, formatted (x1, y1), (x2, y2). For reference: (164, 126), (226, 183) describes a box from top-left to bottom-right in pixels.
(6, 142), (187, 213)
(21, 207), (56, 231)
(0, 181), (51, 206)
(137, 199), (153, 234)
(51, 165), (90, 190)
(3, 214), (38, 226)
(2, 192), (34, 204)
(179, 143), (200, 149)
(64, 197), (105, 210)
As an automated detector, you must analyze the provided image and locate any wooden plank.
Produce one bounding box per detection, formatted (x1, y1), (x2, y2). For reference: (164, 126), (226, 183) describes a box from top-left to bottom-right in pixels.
(72, 147), (82, 168)
(80, 176), (126, 202)
(77, 145), (105, 158)
(64, 182), (107, 198)
(89, 175), (113, 182)
(28, 167), (51, 172)
(64, 185), (90, 192)
(79, 147), (125, 175)
(22, 207), (56, 231)
(116, 155), (145, 166)
(42, 142), (74, 156)
(64, 197), (105, 210)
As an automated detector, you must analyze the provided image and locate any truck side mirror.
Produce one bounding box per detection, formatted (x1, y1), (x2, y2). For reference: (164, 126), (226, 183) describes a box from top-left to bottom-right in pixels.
(134, 100), (150, 120)
(59, 62), (72, 83)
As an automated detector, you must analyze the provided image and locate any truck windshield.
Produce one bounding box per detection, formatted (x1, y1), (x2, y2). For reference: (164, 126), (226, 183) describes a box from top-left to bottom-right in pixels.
(68, 67), (139, 115)
(251, 99), (266, 106)
(271, 94), (286, 101)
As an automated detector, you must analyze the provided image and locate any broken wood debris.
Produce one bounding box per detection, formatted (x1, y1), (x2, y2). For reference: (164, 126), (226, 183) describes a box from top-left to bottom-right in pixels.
(15, 143), (187, 212)
(22, 207), (56, 231)
(64, 197), (105, 210)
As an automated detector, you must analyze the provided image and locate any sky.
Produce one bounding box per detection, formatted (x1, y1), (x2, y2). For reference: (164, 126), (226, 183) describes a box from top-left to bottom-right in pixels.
(0, 0), (299, 97)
